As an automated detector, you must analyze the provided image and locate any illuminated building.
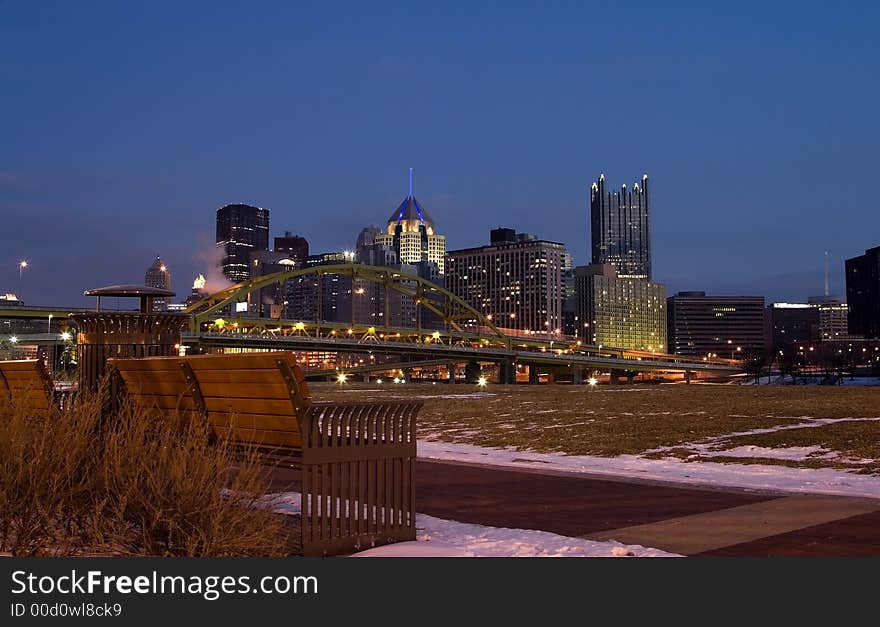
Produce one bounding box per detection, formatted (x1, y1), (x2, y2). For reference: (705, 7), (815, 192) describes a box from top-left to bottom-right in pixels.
(374, 170), (446, 274)
(273, 232), (309, 265)
(446, 228), (566, 333)
(667, 291), (763, 357)
(590, 173), (651, 280)
(575, 264), (666, 351)
(216, 203), (270, 283)
(144, 256), (171, 310)
(808, 296), (851, 341)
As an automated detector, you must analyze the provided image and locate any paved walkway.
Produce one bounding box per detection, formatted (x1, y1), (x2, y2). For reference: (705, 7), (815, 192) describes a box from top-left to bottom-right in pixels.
(269, 459), (880, 556)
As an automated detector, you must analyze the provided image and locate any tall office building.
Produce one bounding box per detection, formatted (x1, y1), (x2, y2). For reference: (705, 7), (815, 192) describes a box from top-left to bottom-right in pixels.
(144, 256), (171, 310)
(273, 232), (309, 266)
(216, 203), (270, 283)
(446, 228), (566, 334)
(575, 264), (666, 351)
(846, 246), (880, 339)
(590, 173), (651, 280)
(356, 226), (442, 329)
(374, 171), (446, 274)
(765, 302), (819, 351)
(667, 291), (765, 357)
(808, 296), (851, 341)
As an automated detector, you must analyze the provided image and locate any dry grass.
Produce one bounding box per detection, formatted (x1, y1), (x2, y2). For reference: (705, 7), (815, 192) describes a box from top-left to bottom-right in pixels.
(0, 387), (288, 557)
(312, 382), (880, 472)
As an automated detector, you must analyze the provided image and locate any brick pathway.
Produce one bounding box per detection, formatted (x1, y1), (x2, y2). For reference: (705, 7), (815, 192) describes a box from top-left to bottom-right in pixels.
(269, 459), (880, 556)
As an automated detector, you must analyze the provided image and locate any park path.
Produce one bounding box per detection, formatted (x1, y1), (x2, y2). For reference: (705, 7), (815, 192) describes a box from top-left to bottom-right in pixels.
(269, 459), (880, 556)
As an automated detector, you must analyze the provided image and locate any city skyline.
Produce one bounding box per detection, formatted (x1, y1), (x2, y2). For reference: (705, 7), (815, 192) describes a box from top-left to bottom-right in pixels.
(3, 2), (879, 306)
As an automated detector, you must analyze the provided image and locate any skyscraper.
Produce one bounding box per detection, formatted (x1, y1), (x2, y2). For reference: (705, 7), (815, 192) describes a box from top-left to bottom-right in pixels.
(446, 228), (566, 334)
(575, 264), (666, 351)
(273, 232), (309, 266)
(144, 256), (171, 310)
(216, 203), (270, 283)
(374, 170), (446, 274)
(846, 245), (880, 339)
(666, 291), (764, 357)
(590, 173), (651, 280)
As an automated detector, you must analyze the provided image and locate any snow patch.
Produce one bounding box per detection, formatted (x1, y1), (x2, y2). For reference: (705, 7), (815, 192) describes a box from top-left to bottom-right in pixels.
(266, 492), (679, 557)
(418, 440), (880, 498)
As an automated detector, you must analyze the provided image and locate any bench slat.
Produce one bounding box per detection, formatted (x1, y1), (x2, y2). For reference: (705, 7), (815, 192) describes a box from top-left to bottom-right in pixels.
(178, 368), (287, 384)
(206, 412), (300, 432)
(203, 396), (294, 416)
(128, 393), (198, 411)
(0, 361), (48, 372)
(0, 360), (53, 412)
(212, 426), (303, 448)
(198, 382), (291, 400)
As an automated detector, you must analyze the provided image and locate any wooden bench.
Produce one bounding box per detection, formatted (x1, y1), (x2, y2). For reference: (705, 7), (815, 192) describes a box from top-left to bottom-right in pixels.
(0, 359), (55, 418)
(108, 351), (422, 556)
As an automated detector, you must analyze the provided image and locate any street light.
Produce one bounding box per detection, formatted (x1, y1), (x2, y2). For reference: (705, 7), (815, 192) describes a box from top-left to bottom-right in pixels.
(19, 260), (28, 280)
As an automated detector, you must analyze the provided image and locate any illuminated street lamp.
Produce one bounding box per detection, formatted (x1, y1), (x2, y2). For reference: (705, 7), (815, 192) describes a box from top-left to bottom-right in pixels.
(336, 373), (347, 384)
(19, 259), (28, 280)
(588, 377), (598, 389)
(477, 376), (488, 387)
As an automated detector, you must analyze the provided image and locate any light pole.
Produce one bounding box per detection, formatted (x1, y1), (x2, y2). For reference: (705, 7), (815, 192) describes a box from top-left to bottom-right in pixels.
(18, 260), (28, 300)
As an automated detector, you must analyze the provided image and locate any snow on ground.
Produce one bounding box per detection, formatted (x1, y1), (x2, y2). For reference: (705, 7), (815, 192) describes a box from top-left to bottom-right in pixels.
(418, 440), (880, 498)
(697, 444), (834, 461)
(267, 492), (679, 558)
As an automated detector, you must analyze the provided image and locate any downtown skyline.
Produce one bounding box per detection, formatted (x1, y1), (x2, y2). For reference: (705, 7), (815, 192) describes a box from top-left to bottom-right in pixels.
(2, 2), (879, 306)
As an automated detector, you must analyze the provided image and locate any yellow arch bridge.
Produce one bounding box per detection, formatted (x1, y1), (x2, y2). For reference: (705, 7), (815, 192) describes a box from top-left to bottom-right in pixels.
(180, 264), (740, 381)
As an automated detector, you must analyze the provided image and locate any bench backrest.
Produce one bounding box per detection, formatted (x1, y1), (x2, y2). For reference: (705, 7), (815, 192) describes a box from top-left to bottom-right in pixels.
(110, 352), (312, 451)
(0, 359), (54, 416)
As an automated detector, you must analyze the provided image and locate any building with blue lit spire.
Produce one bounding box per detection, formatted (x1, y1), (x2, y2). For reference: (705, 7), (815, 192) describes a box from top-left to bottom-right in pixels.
(374, 169), (447, 274)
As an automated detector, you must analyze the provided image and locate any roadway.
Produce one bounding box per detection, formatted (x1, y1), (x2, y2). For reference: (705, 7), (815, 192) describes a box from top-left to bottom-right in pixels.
(182, 331), (738, 375)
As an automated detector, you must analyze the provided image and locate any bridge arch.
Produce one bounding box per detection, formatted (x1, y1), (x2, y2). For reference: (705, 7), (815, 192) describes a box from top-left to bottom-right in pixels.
(184, 264), (507, 341)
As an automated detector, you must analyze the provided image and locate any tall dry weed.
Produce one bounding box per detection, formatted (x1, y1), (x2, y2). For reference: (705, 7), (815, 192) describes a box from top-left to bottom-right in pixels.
(0, 384), (288, 556)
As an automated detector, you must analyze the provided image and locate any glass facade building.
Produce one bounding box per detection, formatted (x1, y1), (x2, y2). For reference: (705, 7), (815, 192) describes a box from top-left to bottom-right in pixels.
(216, 203), (270, 283)
(590, 173), (651, 280)
(574, 264), (666, 351)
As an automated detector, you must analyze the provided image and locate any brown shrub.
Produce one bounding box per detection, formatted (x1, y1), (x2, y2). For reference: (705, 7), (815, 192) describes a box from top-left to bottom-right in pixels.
(0, 387), (287, 557)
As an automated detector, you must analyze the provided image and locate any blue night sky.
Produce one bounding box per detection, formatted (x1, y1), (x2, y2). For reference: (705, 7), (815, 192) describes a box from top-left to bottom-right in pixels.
(2, 1), (879, 307)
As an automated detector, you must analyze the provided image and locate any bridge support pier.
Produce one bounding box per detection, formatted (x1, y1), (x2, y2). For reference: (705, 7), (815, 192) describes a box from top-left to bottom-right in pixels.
(528, 365), (539, 385)
(572, 365), (583, 385)
(685, 370), (692, 384)
(498, 361), (516, 385)
(448, 362), (456, 384)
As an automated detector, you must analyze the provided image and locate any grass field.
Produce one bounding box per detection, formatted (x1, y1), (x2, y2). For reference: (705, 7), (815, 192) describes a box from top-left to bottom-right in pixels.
(312, 382), (880, 474)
